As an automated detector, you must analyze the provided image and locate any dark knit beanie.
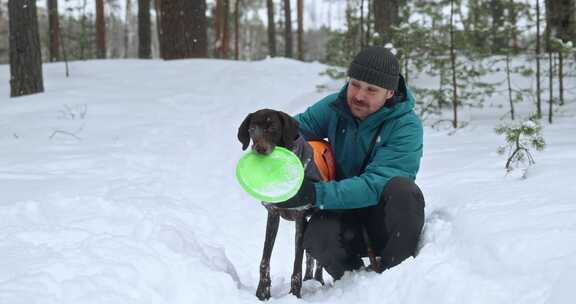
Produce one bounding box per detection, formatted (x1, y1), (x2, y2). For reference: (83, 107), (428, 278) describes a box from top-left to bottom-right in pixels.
(347, 46), (400, 90)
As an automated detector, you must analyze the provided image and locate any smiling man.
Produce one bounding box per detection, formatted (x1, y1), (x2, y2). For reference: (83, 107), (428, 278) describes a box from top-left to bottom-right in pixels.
(275, 46), (425, 279)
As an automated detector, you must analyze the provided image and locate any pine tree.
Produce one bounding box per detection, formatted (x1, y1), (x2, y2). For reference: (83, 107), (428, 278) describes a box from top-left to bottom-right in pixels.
(234, 0), (242, 60)
(490, 0), (506, 53)
(266, 0), (276, 57)
(535, 0), (542, 118)
(47, 0), (61, 62)
(449, 0), (458, 128)
(191, 0), (208, 57)
(215, 0), (230, 58)
(124, 0), (132, 58)
(546, 0), (576, 107)
(373, 0), (401, 45)
(297, 0), (304, 60)
(496, 115), (545, 173)
(546, 0), (576, 45)
(8, 0), (44, 97)
(154, 0), (163, 58)
(138, 0), (151, 58)
(499, 4), (532, 120)
(404, 0), (498, 126)
(96, 0), (106, 58)
(158, 0), (207, 59)
(324, 1), (362, 68)
(283, 0), (292, 58)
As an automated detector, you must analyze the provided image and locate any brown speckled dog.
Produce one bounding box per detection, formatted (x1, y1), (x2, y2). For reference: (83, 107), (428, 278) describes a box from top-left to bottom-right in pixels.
(238, 109), (324, 300)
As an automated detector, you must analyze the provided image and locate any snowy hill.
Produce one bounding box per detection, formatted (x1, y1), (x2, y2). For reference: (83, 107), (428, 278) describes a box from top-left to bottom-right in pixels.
(1, 58), (575, 304)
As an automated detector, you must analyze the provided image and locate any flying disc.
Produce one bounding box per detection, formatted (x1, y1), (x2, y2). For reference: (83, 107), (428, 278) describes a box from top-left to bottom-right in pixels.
(236, 147), (304, 203)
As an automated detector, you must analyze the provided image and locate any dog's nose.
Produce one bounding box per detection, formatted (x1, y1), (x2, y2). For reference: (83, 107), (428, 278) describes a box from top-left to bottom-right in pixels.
(255, 146), (268, 154)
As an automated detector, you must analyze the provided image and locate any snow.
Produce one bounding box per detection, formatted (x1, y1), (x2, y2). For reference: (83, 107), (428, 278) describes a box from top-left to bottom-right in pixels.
(1, 57), (575, 304)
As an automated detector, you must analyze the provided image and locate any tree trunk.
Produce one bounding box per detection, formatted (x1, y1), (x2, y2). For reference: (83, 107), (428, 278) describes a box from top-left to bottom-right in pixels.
(490, 0), (505, 52)
(266, 0), (276, 57)
(96, 0), (106, 58)
(536, 0), (542, 118)
(8, 0), (44, 97)
(404, 52), (409, 84)
(374, 0), (399, 45)
(450, 0), (458, 128)
(79, 0), (88, 59)
(224, 0), (230, 57)
(558, 50), (564, 105)
(283, 0), (293, 58)
(360, 0), (365, 48)
(506, 52), (515, 120)
(154, 0), (163, 58)
(215, 0), (230, 58)
(546, 0), (576, 44)
(234, 0), (241, 60)
(508, 0), (519, 50)
(159, 0), (207, 59)
(124, 0), (132, 58)
(365, 0), (372, 46)
(297, 0), (303, 60)
(190, 0), (208, 57)
(138, 0), (151, 58)
(47, 0), (61, 62)
(548, 51), (553, 124)
(215, 0), (221, 56)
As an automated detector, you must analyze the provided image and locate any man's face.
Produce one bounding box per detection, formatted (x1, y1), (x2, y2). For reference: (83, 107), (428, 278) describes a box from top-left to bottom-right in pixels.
(346, 78), (394, 120)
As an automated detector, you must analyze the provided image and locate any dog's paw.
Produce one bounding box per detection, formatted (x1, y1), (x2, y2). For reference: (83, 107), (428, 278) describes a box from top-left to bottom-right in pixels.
(289, 273), (303, 298)
(255, 284), (271, 301)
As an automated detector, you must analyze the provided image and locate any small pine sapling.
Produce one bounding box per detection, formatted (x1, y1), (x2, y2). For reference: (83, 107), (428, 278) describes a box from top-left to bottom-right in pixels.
(495, 115), (545, 173)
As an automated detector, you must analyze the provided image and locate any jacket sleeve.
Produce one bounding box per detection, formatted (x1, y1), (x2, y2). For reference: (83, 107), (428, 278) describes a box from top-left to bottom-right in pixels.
(294, 94), (336, 141)
(315, 116), (423, 210)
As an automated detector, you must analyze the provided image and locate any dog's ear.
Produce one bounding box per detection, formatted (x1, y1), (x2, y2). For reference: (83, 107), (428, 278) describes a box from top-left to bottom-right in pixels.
(278, 111), (300, 149)
(238, 113), (253, 150)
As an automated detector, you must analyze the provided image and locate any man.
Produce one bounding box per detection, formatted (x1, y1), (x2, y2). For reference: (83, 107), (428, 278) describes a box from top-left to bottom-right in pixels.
(276, 46), (425, 279)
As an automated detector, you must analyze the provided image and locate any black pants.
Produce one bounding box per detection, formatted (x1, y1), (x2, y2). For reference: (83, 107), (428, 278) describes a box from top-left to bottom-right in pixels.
(303, 176), (425, 279)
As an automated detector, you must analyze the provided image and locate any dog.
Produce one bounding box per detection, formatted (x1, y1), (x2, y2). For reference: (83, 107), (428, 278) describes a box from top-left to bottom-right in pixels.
(238, 109), (326, 300)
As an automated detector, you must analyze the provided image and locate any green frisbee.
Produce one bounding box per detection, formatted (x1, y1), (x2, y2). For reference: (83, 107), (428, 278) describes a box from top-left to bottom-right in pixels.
(236, 147), (304, 203)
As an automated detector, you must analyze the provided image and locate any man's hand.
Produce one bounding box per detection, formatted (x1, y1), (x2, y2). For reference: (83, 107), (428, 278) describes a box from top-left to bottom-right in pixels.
(274, 179), (316, 209)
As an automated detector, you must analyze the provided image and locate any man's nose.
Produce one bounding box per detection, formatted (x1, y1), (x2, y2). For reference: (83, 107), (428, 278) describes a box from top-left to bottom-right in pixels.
(355, 89), (366, 101)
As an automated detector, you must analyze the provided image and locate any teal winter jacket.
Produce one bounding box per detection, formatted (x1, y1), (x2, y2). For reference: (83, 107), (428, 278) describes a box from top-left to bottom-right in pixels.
(295, 79), (423, 210)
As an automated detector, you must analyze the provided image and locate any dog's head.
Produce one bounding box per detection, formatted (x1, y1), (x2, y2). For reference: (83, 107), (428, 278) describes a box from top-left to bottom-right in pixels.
(237, 109), (300, 154)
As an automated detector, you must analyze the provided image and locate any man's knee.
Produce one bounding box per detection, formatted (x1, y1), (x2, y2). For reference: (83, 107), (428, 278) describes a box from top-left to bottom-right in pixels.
(378, 176), (425, 243)
(381, 176), (425, 212)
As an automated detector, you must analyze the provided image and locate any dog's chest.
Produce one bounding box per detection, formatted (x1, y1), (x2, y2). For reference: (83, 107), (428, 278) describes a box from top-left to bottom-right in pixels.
(290, 137), (323, 182)
(263, 204), (313, 221)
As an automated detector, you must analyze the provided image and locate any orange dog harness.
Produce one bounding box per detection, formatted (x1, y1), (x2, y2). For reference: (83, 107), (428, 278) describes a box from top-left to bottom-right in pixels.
(308, 140), (336, 181)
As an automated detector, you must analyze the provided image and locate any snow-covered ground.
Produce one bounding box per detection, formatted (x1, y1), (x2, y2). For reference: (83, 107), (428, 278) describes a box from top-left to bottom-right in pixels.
(1, 58), (575, 304)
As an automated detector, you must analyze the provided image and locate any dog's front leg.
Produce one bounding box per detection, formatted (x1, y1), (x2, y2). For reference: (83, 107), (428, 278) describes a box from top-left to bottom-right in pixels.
(256, 209), (280, 301)
(289, 214), (306, 298)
